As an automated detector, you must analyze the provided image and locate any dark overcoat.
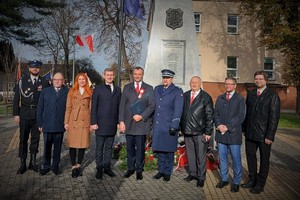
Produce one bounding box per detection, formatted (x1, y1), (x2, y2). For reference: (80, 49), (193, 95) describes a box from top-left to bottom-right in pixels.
(91, 84), (121, 136)
(214, 92), (246, 145)
(152, 83), (183, 152)
(119, 82), (155, 135)
(37, 86), (69, 132)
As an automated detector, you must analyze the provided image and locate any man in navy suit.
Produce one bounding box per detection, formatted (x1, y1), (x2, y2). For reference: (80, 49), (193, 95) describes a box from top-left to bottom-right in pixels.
(119, 67), (155, 180)
(152, 69), (184, 182)
(37, 72), (69, 175)
(91, 68), (121, 179)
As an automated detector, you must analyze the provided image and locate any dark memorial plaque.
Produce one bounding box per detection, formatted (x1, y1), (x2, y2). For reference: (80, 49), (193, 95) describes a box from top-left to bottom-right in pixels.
(162, 40), (186, 84)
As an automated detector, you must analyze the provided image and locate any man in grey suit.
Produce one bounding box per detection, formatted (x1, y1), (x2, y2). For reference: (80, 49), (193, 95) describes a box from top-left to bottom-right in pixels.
(119, 67), (155, 180)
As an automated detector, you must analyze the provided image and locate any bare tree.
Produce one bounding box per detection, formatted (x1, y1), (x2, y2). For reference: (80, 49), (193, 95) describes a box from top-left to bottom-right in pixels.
(33, 1), (81, 82)
(75, 0), (147, 79)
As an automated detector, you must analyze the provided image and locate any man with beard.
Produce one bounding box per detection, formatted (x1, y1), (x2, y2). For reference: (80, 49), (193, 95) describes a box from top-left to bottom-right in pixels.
(13, 60), (49, 174)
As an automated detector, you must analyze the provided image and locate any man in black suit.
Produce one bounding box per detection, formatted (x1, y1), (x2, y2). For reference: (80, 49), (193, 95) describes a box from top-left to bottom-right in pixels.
(13, 60), (49, 174)
(91, 68), (121, 179)
(119, 67), (155, 180)
(242, 71), (280, 194)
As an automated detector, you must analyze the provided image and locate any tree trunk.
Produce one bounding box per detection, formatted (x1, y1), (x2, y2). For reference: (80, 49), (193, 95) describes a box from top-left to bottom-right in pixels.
(296, 85), (300, 114)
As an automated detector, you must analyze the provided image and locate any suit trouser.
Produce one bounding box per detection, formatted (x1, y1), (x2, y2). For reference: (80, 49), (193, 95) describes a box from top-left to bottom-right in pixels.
(19, 118), (40, 159)
(185, 135), (207, 180)
(245, 139), (272, 188)
(158, 152), (174, 175)
(42, 132), (64, 170)
(126, 134), (146, 173)
(95, 135), (114, 169)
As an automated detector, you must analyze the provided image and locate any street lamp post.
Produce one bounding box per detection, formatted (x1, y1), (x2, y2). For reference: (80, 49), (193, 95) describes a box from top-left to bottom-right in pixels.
(70, 27), (79, 85)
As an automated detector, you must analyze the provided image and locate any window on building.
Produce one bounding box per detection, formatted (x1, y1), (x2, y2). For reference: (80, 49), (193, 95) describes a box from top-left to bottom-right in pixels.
(194, 12), (201, 32)
(227, 56), (238, 77)
(227, 15), (238, 34)
(264, 57), (275, 80)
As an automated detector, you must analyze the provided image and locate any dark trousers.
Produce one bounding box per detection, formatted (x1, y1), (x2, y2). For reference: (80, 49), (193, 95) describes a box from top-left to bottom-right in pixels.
(185, 135), (207, 180)
(157, 152), (174, 175)
(126, 134), (146, 173)
(245, 139), (272, 188)
(42, 132), (64, 170)
(69, 148), (85, 166)
(95, 135), (114, 169)
(19, 118), (40, 159)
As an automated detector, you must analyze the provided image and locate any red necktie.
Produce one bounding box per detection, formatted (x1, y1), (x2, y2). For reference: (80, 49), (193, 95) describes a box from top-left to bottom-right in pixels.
(257, 90), (261, 97)
(190, 92), (195, 104)
(226, 92), (230, 100)
(135, 83), (140, 94)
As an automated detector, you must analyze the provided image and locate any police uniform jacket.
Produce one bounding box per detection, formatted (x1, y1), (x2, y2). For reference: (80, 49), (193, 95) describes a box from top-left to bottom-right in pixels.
(37, 86), (69, 133)
(118, 82), (155, 135)
(214, 92), (246, 145)
(91, 84), (121, 136)
(152, 83), (183, 152)
(64, 89), (92, 148)
(243, 87), (280, 142)
(13, 74), (49, 119)
(181, 89), (214, 136)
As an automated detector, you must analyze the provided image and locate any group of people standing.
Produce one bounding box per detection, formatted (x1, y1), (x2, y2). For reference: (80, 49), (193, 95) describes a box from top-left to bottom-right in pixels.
(13, 61), (280, 195)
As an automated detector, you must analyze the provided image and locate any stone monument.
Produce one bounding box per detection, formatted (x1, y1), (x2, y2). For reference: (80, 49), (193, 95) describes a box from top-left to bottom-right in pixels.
(144, 0), (200, 91)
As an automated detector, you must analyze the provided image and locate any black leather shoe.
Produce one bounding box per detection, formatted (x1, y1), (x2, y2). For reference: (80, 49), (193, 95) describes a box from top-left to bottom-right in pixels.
(153, 172), (164, 179)
(250, 186), (264, 194)
(71, 168), (78, 178)
(17, 159), (27, 174)
(136, 172), (143, 180)
(52, 168), (62, 175)
(39, 168), (50, 176)
(163, 175), (170, 182)
(123, 170), (135, 178)
(241, 180), (255, 189)
(28, 154), (39, 172)
(197, 179), (205, 187)
(183, 175), (197, 182)
(216, 181), (229, 188)
(104, 169), (116, 177)
(231, 184), (239, 192)
(95, 167), (103, 179)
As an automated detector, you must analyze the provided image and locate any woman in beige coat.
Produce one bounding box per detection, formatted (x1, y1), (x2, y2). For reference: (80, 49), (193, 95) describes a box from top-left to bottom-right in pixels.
(64, 73), (92, 178)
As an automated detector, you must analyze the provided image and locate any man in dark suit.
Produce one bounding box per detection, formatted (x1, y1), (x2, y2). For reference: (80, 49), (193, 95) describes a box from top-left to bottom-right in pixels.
(214, 77), (246, 192)
(242, 71), (280, 194)
(119, 67), (155, 180)
(180, 76), (214, 187)
(152, 69), (183, 182)
(91, 68), (121, 179)
(37, 72), (69, 175)
(13, 60), (49, 174)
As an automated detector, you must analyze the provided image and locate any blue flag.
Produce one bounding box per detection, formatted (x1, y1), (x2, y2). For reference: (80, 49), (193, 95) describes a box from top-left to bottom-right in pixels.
(43, 70), (52, 80)
(124, 0), (143, 19)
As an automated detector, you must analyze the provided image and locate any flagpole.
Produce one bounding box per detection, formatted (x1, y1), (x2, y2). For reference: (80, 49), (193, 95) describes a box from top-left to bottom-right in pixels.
(118, 0), (124, 87)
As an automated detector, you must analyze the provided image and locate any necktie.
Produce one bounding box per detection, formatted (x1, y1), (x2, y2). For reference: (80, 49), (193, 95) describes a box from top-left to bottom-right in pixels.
(136, 83), (140, 94)
(33, 78), (37, 85)
(257, 90), (261, 97)
(226, 92), (230, 100)
(190, 92), (195, 104)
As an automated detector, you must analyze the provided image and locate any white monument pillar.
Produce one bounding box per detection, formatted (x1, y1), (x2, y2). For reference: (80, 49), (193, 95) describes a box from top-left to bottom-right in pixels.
(144, 0), (200, 91)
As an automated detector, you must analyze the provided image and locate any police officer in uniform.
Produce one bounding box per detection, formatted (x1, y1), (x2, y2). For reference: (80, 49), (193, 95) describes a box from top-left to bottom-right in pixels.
(13, 60), (49, 174)
(152, 69), (184, 181)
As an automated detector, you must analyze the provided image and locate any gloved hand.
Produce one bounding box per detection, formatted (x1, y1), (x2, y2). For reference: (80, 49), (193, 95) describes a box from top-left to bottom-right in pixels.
(169, 128), (177, 136)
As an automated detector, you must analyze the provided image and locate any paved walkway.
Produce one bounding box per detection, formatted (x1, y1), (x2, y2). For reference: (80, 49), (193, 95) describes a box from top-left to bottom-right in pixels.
(0, 116), (299, 199)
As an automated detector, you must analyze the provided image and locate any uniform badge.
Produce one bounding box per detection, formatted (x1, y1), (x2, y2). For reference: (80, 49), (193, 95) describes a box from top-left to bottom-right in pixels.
(28, 88), (31, 91)
(25, 90), (28, 94)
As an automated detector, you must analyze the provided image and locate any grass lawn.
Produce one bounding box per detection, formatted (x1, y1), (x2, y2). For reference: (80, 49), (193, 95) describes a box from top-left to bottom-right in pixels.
(279, 113), (300, 128)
